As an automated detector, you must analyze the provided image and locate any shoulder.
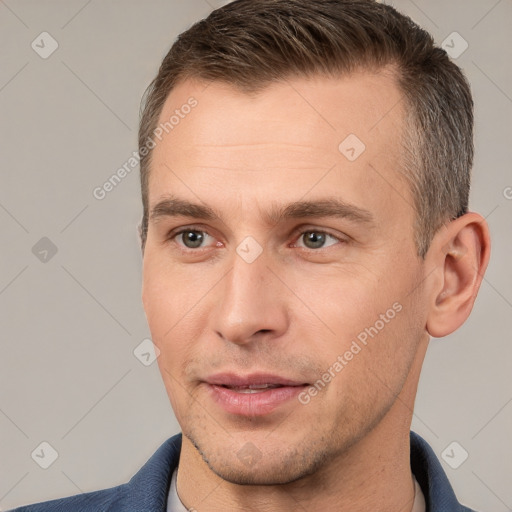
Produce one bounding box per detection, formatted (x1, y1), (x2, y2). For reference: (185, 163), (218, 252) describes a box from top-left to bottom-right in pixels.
(7, 434), (182, 512)
(410, 431), (480, 512)
(7, 484), (126, 512)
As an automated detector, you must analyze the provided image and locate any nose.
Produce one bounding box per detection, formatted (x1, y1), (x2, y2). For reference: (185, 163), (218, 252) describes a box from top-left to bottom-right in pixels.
(211, 249), (289, 346)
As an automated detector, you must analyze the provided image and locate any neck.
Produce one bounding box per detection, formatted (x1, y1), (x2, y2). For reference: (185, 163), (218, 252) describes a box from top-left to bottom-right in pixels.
(177, 338), (429, 512)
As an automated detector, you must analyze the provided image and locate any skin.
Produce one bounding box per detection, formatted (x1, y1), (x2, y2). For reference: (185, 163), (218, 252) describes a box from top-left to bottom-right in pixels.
(141, 71), (490, 511)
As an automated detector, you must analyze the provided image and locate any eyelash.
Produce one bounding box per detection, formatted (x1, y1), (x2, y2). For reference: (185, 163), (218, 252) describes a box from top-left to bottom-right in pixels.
(166, 225), (345, 252)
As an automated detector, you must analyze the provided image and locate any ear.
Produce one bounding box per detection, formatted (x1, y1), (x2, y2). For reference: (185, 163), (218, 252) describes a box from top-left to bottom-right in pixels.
(425, 212), (491, 338)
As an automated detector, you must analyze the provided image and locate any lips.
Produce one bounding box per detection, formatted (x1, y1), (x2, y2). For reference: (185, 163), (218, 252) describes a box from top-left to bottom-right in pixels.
(203, 373), (309, 416)
(221, 383), (283, 393)
(205, 373), (307, 387)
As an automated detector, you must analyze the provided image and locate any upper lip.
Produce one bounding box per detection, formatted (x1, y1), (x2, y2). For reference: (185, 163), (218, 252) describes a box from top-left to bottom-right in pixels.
(204, 373), (309, 387)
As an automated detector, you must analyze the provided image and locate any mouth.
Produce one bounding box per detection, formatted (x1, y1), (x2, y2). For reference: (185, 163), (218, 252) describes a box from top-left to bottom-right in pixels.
(203, 373), (310, 416)
(218, 383), (288, 393)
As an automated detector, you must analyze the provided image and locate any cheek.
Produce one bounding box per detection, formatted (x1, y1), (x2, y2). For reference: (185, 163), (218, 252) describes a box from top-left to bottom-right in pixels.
(142, 259), (199, 382)
(290, 265), (396, 339)
(290, 260), (423, 374)
(346, 281), (424, 398)
(142, 250), (204, 339)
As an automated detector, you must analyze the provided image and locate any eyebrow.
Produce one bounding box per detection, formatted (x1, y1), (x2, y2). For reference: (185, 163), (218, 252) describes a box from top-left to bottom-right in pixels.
(149, 195), (374, 226)
(150, 196), (219, 223)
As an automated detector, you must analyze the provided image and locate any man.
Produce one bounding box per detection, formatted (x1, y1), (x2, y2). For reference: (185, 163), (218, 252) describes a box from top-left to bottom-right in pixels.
(11, 0), (490, 511)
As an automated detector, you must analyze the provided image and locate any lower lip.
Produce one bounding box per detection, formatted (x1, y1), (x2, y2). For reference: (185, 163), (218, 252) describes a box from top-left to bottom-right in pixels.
(205, 384), (306, 416)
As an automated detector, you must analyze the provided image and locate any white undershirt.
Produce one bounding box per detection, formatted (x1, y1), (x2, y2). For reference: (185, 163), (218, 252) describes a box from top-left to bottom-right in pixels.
(166, 469), (188, 512)
(412, 477), (427, 512)
(167, 468), (426, 512)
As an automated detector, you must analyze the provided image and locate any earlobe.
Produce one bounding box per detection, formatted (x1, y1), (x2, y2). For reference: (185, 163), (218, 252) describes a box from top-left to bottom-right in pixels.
(426, 213), (490, 338)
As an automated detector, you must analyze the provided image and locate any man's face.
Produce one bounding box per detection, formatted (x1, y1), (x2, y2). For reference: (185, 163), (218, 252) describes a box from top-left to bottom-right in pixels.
(142, 72), (430, 484)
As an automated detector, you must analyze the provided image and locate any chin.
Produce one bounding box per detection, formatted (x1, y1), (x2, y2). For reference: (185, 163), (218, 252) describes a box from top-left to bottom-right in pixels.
(186, 431), (329, 486)
(208, 458), (320, 486)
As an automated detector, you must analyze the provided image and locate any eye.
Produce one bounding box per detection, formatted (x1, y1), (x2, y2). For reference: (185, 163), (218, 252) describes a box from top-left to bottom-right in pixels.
(173, 229), (215, 249)
(295, 230), (341, 250)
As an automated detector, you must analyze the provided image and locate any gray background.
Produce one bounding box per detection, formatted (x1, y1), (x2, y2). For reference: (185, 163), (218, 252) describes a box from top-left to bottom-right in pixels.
(0, 0), (511, 510)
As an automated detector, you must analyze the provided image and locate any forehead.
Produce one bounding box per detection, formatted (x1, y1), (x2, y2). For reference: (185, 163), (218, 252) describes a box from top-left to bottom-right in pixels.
(156, 69), (403, 146)
(147, 71), (411, 226)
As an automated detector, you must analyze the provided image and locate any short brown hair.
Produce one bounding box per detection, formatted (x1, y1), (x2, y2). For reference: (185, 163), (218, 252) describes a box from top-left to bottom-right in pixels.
(138, 0), (473, 257)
